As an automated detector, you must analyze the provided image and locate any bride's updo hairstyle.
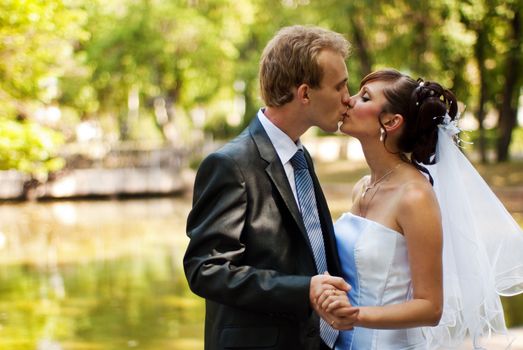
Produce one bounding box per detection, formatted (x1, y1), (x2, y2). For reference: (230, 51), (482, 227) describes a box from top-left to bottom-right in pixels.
(360, 69), (458, 183)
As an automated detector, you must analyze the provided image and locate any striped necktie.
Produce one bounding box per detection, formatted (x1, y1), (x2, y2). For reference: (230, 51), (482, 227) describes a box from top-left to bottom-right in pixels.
(290, 149), (338, 348)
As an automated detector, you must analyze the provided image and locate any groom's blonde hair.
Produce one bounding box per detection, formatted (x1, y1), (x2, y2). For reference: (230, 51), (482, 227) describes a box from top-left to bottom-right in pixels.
(259, 25), (350, 107)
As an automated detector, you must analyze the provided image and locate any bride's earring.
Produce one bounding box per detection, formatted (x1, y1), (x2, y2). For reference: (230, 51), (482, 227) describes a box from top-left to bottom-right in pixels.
(379, 127), (386, 142)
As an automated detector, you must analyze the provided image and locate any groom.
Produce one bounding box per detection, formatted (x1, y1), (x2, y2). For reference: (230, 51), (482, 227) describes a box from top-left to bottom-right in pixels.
(184, 25), (357, 350)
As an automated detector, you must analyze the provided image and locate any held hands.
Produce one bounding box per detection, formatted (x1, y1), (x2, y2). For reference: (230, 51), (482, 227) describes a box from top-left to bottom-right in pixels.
(309, 273), (359, 330)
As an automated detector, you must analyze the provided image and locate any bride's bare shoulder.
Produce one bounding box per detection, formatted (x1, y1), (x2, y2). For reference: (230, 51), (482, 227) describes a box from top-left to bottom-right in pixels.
(397, 176), (440, 217)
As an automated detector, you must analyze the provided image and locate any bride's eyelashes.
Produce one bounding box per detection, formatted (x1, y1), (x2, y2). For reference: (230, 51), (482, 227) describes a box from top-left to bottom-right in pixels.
(355, 87), (370, 102)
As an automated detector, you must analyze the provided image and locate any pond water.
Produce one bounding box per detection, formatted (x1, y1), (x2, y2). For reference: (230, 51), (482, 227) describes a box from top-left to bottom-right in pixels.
(0, 198), (203, 350)
(0, 197), (521, 349)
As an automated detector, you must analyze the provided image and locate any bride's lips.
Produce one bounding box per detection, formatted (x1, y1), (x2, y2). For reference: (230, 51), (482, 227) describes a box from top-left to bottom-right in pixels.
(341, 106), (350, 118)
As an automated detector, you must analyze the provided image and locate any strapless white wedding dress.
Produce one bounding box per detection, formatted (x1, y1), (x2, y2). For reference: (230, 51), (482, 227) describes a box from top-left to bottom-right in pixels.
(333, 212), (426, 350)
(331, 124), (523, 349)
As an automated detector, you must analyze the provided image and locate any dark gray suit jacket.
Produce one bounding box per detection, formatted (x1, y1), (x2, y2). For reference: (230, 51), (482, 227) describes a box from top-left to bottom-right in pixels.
(184, 116), (342, 350)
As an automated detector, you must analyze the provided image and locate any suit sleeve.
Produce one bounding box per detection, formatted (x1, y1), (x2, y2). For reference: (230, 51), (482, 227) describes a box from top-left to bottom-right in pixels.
(183, 152), (311, 318)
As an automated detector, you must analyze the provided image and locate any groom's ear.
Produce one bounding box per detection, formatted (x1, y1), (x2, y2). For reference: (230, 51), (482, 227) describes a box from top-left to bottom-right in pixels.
(383, 113), (404, 132)
(297, 84), (310, 103)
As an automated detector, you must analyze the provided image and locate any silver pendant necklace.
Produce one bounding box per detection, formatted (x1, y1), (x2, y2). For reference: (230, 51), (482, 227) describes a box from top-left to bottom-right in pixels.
(359, 163), (403, 217)
(361, 163), (403, 199)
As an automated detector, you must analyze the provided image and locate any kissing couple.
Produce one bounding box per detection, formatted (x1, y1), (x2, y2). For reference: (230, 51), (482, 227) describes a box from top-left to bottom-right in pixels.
(184, 25), (523, 350)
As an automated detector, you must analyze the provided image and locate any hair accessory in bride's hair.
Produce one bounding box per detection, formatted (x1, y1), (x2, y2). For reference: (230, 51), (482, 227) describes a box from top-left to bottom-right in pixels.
(438, 112), (460, 136)
(415, 80), (427, 106)
(436, 109), (472, 148)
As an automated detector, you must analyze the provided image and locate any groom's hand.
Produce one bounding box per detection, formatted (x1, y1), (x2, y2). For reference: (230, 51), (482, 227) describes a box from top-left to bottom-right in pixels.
(317, 288), (359, 330)
(309, 273), (350, 307)
(309, 274), (358, 330)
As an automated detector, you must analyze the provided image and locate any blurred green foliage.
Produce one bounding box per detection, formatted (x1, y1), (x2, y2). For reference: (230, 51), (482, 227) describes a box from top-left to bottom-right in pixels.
(0, 0), (86, 177)
(0, 0), (522, 175)
(0, 118), (64, 177)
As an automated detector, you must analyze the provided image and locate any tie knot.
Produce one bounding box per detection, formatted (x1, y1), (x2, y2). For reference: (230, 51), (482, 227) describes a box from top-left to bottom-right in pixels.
(290, 149), (308, 170)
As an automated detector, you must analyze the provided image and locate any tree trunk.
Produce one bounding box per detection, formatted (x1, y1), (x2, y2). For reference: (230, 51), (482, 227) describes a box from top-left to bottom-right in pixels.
(242, 80), (257, 128)
(152, 97), (169, 141)
(349, 15), (372, 76)
(412, 16), (428, 73)
(496, 7), (521, 162)
(118, 110), (129, 141)
(475, 27), (488, 164)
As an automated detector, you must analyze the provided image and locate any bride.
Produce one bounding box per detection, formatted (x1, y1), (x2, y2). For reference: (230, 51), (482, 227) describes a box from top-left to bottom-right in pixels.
(319, 69), (523, 349)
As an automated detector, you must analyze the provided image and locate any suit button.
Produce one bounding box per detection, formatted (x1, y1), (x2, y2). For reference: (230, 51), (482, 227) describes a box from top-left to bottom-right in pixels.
(307, 327), (318, 337)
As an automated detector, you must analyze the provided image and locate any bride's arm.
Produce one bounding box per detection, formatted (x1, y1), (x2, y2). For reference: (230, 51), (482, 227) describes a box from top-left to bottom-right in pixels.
(356, 181), (443, 329)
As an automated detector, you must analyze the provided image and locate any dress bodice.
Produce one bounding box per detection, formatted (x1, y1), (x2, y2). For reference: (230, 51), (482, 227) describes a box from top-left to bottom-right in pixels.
(334, 212), (426, 350)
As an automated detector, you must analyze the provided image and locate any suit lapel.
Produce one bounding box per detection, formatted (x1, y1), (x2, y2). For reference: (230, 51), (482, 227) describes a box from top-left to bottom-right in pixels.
(248, 118), (308, 238)
(249, 116), (342, 275)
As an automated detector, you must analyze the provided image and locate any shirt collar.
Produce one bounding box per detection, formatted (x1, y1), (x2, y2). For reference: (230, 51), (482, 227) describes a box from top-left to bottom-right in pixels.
(257, 109), (302, 165)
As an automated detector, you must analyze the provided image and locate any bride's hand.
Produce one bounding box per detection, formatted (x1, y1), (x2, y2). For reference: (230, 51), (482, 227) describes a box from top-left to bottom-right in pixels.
(318, 293), (359, 330)
(309, 274), (359, 330)
(317, 290), (359, 330)
(317, 288), (351, 311)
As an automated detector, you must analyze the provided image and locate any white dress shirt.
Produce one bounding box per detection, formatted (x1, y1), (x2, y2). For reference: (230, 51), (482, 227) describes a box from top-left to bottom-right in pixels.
(257, 109), (302, 206)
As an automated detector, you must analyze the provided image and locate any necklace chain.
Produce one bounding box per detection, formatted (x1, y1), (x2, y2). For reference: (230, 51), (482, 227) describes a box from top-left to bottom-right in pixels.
(361, 163), (403, 199)
(359, 163), (403, 217)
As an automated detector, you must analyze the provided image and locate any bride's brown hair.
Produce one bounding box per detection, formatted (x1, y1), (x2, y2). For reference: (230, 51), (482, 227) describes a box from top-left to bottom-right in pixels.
(360, 69), (458, 183)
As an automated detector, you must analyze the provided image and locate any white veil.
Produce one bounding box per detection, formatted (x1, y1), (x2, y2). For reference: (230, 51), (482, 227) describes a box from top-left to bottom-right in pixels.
(422, 116), (523, 349)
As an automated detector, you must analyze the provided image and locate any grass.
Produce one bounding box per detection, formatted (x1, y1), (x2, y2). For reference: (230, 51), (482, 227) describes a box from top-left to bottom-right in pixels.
(314, 159), (369, 184)
(315, 158), (523, 187)
(315, 158), (523, 225)
(474, 161), (523, 187)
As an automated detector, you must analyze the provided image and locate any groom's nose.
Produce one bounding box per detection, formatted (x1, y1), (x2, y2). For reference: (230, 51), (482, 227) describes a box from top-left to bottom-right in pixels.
(342, 91), (351, 107)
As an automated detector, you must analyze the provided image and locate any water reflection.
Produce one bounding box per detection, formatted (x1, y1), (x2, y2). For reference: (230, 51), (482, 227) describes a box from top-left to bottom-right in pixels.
(0, 197), (522, 349)
(0, 198), (204, 350)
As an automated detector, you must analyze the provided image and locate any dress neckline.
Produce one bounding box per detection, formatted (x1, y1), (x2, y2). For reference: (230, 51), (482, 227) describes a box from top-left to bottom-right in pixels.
(344, 212), (405, 239)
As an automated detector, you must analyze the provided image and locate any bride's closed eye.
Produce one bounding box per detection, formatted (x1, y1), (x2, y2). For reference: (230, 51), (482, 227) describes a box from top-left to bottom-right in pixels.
(361, 93), (370, 102)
